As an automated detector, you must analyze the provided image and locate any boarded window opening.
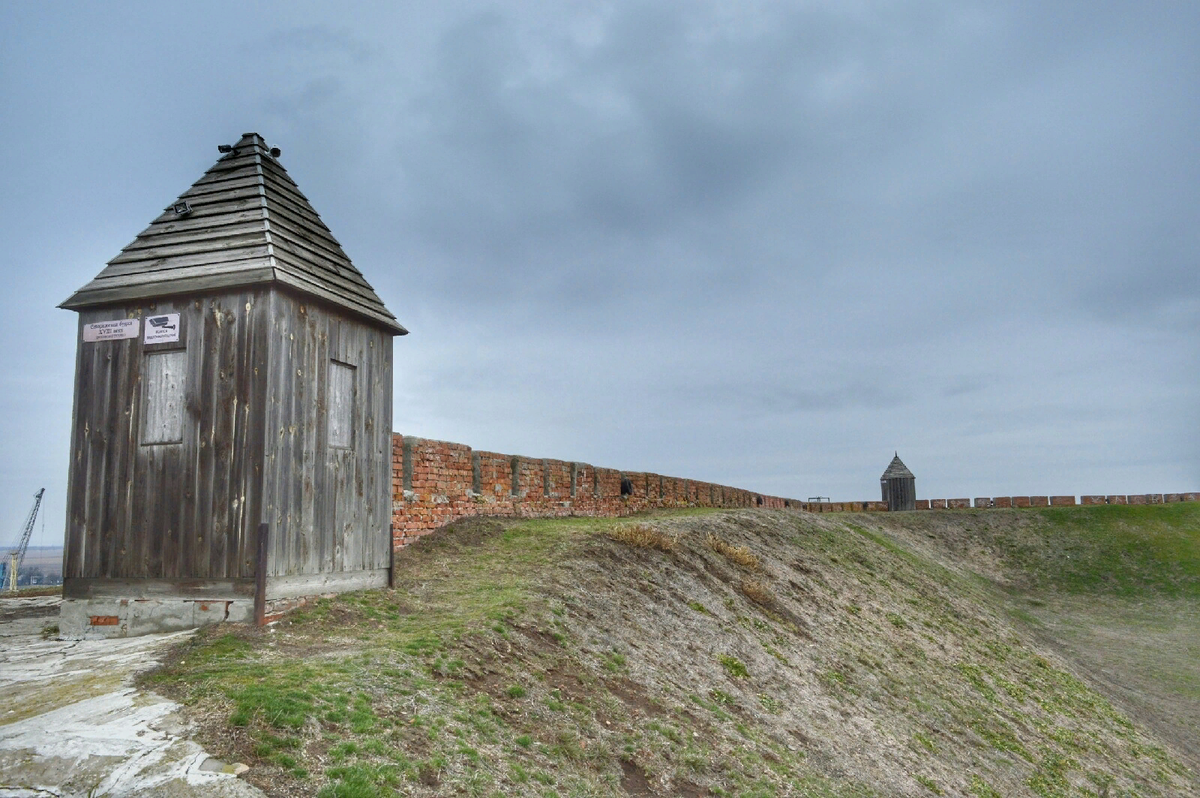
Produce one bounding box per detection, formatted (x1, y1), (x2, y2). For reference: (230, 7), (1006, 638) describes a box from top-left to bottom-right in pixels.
(141, 350), (186, 445)
(402, 439), (414, 492)
(328, 361), (355, 449)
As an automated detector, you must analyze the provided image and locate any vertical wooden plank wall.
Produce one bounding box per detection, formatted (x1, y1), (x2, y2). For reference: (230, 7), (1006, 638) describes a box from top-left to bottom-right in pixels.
(63, 290), (269, 584)
(261, 291), (392, 581)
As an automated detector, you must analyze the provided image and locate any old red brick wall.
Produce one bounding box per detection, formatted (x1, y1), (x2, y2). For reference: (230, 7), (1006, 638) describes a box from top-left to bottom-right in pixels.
(390, 434), (815, 550)
(389, 433), (1200, 550)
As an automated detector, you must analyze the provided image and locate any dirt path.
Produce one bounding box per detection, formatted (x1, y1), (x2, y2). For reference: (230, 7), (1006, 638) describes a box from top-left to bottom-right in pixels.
(0, 596), (265, 798)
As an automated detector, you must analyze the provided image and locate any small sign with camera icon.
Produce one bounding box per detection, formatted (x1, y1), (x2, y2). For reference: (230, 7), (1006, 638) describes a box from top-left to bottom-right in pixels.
(143, 313), (180, 344)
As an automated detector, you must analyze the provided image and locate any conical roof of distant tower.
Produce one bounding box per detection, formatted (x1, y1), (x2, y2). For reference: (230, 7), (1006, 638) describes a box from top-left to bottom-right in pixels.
(880, 453), (914, 480)
(60, 133), (406, 334)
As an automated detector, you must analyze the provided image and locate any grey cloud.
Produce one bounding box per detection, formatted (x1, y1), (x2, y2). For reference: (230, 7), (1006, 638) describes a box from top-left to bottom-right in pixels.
(942, 377), (988, 398)
(672, 376), (910, 417)
(265, 24), (376, 64)
(2, 0), (1197, 543)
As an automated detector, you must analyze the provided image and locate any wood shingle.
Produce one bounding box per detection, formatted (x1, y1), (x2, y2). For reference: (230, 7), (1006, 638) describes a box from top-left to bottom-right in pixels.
(881, 453), (914, 480)
(60, 133), (406, 335)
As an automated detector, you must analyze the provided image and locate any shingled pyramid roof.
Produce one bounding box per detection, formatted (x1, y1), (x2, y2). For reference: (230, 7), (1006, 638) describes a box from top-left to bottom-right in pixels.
(880, 453), (914, 480)
(61, 133), (406, 334)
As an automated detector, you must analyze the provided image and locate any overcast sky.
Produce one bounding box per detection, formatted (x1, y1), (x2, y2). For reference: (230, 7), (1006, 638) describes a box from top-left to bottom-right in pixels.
(2, 1), (1197, 547)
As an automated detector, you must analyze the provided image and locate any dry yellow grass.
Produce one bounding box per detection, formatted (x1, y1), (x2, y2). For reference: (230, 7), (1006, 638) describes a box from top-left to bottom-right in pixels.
(705, 533), (761, 570)
(740, 578), (774, 606)
(609, 523), (675, 551)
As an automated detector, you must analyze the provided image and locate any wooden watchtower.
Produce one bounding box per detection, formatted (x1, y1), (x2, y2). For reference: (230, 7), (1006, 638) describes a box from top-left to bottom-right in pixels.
(880, 453), (916, 511)
(59, 133), (406, 636)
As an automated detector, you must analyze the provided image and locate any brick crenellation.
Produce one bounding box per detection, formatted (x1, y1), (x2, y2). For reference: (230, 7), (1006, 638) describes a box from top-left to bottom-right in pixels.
(388, 433), (1199, 551)
(390, 433), (815, 549)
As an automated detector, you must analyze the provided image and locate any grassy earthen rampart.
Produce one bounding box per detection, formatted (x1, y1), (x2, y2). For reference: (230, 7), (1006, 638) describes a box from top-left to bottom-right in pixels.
(147, 504), (1199, 797)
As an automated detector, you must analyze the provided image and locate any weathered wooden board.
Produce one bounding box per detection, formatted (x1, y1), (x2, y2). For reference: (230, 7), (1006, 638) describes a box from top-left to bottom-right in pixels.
(147, 197), (263, 225)
(108, 230), (270, 264)
(102, 245), (273, 276)
(180, 175), (262, 200)
(59, 267), (278, 312)
(141, 350), (186, 444)
(271, 269), (400, 332)
(268, 241), (378, 297)
(265, 569), (388, 600)
(192, 163), (260, 186)
(259, 292), (392, 579)
(134, 208), (264, 238)
(120, 219), (268, 253)
(63, 291), (269, 582)
(64, 577), (257, 599)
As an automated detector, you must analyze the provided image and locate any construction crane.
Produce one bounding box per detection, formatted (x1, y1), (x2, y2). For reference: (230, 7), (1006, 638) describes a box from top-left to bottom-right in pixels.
(3, 489), (44, 592)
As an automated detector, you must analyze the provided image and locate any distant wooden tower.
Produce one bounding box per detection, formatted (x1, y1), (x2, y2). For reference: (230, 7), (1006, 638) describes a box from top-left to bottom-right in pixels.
(59, 133), (406, 637)
(880, 453), (916, 511)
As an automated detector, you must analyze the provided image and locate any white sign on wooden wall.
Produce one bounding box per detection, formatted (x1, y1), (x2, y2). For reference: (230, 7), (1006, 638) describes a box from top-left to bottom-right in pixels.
(83, 319), (139, 342)
(143, 313), (181, 344)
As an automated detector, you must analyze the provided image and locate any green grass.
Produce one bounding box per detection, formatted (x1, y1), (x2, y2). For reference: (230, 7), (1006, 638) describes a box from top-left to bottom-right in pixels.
(1003, 504), (1200, 598)
(719, 655), (749, 679)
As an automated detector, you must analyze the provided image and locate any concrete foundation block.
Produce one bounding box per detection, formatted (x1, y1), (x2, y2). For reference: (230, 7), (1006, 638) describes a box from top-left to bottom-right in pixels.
(59, 598), (129, 639)
(59, 597), (255, 639)
(127, 599), (203, 636)
(225, 600), (255, 623)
